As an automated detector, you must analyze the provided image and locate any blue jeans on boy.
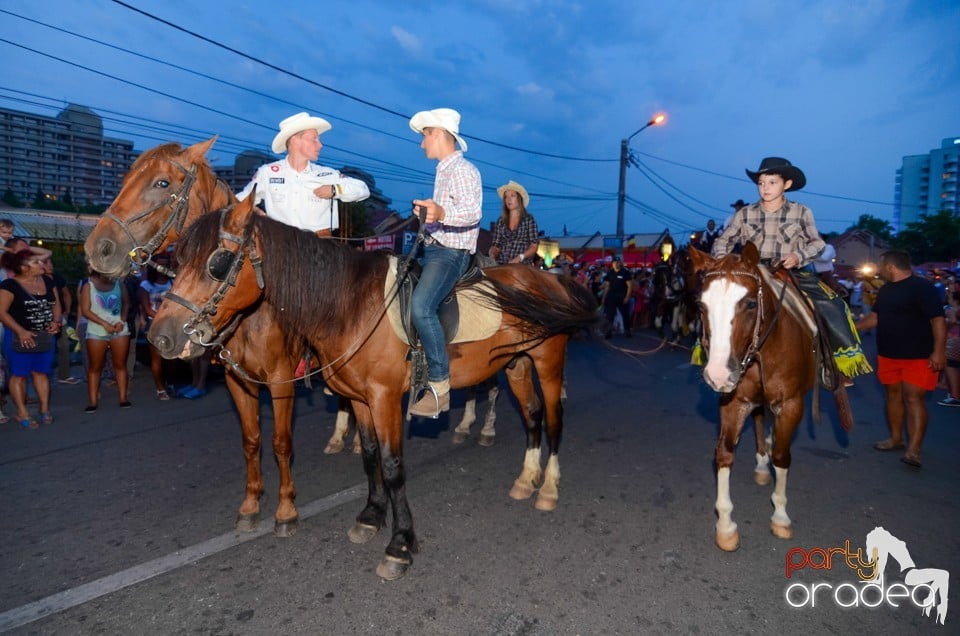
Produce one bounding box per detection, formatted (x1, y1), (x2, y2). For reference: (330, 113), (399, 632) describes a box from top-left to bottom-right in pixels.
(411, 243), (472, 382)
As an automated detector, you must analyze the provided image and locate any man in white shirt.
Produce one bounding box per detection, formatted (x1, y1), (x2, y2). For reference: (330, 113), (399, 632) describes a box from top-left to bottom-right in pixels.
(238, 112), (370, 236)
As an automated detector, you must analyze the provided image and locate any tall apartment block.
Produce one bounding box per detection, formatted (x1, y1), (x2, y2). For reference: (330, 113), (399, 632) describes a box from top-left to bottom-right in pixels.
(0, 104), (138, 207)
(895, 136), (960, 230)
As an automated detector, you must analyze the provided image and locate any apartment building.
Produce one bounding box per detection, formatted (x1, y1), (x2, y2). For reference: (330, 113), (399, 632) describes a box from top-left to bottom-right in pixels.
(895, 136), (960, 230)
(0, 104), (138, 207)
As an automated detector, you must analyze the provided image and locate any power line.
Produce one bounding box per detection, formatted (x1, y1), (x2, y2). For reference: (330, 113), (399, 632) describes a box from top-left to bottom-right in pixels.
(107, 0), (616, 163)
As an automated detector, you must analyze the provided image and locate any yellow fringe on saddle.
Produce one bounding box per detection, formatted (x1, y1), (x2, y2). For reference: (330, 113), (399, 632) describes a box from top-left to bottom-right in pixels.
(833, 309), (874, 377)
(691, 339), (706, 366)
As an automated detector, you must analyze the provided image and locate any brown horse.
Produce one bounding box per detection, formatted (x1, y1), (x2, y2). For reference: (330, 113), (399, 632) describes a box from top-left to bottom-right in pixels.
(689, 242), (852, 552)
(84, 137), (306, 536)
(148, 196), (599, 579)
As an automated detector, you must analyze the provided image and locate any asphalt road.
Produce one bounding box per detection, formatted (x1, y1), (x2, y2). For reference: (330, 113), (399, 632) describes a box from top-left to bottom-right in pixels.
(0, 333), (957, 635)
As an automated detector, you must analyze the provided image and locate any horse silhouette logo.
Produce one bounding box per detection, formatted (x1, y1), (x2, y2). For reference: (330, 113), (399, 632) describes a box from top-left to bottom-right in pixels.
(866, 526), (949, 625)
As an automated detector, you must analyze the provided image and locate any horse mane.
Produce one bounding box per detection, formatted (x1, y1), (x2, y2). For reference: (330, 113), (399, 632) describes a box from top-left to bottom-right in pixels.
(177, 213), (389, 349)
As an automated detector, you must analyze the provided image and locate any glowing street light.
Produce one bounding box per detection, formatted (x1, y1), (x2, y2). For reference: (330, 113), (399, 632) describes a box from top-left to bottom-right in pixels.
(616, 113), (666, 255)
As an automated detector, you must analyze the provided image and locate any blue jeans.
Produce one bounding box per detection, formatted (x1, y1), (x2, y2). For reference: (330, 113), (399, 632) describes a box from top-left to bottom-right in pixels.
(411, 244), (472, 382)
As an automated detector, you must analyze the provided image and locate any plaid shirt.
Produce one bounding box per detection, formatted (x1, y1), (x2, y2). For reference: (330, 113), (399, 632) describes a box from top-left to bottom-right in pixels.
(425, 151), (482, 253)
(491, 213), (539, 264)
(712, 199), (825, 266)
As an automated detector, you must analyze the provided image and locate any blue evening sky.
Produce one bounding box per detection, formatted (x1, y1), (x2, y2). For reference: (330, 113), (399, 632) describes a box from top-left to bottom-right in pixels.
(1, 0), (958, 238)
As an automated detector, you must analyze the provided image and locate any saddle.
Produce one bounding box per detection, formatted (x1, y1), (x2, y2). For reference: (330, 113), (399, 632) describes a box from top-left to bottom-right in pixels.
(758, 266), (841, 390)
(383, 254), (502, 348)
(384, 253), (503, 417)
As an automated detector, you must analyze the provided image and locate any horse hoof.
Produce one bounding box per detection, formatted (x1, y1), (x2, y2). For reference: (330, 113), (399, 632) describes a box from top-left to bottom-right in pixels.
(235, 512), (259, 532)
(509, 481), (535, 501)
(754, 470), (772, 486)
(770, 522), (793, 540)
(274, 517), (299, 538)
(347, 522), (379, 544)
(323, 439), (345, 454)
(716, 530), (740, 552)
(478, 433), (495, 447)
(376, 555), (411, 581)
(451, 431), (468, 445)
(534, 494), (557, 511)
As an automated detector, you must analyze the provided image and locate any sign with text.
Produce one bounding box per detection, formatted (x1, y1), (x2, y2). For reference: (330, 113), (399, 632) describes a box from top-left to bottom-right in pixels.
(365, 235), (395, 252)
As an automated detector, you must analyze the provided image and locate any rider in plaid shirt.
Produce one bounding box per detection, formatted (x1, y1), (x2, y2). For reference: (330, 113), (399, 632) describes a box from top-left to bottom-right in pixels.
(713, 157), (872, 381)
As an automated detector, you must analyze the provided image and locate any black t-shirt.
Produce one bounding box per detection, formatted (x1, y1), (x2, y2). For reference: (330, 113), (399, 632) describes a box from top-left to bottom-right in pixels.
(0, 277), (56, 332)
(47, 272), (68, 315)
(874, 276), (944, 359)
(603, 268), (631, 304)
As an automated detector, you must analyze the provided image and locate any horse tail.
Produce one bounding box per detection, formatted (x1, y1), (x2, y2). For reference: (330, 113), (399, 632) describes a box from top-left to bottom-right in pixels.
(832, 386), (854, 432)
(476, 273), (600, 341)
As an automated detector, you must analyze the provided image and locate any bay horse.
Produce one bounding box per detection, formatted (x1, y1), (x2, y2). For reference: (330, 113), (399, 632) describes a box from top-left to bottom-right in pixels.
(84, 137), (335, 536)
(83, 137), (506, 534)
(148, 196), (599, 579)
(689, 242), (852, 551)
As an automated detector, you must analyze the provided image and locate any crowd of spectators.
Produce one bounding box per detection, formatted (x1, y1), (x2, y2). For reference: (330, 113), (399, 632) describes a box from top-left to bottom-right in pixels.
(0, 219), (210, 428)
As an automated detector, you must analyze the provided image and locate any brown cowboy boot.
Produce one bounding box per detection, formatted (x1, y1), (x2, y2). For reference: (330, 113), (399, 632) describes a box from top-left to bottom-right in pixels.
(409, 380), (450, 419)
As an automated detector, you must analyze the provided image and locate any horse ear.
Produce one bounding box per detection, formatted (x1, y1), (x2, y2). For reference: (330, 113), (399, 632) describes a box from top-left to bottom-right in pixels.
(688, 246), (714, 272)
(228, 185), (258, 229)
(741, 242), (760, 267)
(184, 135), (218, 162)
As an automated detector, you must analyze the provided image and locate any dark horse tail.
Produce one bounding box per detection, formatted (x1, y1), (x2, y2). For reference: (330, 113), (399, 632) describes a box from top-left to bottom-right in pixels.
(470, 271), (600, 351)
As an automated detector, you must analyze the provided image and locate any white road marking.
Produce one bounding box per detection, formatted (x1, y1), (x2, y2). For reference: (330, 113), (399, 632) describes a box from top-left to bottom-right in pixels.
(0, 483), (368, 632)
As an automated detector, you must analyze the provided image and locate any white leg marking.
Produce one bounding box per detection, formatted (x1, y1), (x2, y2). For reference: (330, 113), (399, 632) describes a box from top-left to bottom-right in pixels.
(323, 408), (352, 454)
(771, 466), (791, 527)
(509, 447), (542, 500)
(535, 455), (561, 511)
(716, 466), (736, 538)
(455, 394), (477, 436)
(480, 385), (498, 438)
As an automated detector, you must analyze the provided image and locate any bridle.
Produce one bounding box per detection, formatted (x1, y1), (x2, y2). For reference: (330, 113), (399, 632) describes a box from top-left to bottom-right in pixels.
(702, 266), (787, 375)
(101, 158), (198, 276)
(162, 206), (264, 350)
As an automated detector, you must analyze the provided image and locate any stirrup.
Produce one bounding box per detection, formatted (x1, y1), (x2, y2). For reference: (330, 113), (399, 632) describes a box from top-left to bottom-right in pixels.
(409, 385), (441, 419)
(409, 385), (450, 419)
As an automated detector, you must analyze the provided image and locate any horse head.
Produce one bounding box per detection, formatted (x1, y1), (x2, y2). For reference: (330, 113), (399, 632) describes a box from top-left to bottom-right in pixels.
(690, 242), (767, 393)
(148, 192), (264, 360)
(85, 136), (226, 278)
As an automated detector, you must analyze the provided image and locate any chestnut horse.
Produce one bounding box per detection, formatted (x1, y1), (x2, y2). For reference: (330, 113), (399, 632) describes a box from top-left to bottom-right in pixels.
(689, 243), (852, 551)
(84, 137), (314, 536)
(148, 197), (598, 579)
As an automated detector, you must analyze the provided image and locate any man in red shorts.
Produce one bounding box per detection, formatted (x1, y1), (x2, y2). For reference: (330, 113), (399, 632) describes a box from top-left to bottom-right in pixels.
(856, 250), (946, 468)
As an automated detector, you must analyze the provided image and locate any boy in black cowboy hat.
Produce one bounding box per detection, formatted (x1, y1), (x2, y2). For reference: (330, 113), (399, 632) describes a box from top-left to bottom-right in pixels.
(712, 157), (872, 381)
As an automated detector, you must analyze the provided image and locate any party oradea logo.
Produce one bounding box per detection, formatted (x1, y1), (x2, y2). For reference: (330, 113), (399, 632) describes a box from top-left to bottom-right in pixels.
(784, 526), (948, 625)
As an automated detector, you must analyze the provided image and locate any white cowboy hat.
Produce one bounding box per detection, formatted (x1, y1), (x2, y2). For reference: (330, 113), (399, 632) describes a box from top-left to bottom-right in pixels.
(409, 108), (468, 152)
(271, 112), (332, 154)
(496, 180), (530, 207)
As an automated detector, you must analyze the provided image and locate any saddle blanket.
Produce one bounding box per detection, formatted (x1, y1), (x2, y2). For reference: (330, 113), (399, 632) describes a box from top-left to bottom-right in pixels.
(383, 256), (502, 346)
(757, 267), (818, 336)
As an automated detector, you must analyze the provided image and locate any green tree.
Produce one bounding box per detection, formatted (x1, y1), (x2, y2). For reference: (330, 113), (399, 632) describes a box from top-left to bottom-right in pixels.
(31, 187), (46, 209)
(849, 214), (894, 241)
(1, 188), (23, 207)
(891, 210), (960, 263)
(340, 200), (373, 238)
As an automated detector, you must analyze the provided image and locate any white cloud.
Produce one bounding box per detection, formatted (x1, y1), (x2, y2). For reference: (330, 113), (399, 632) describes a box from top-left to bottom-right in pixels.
(390, 26), (421, 55)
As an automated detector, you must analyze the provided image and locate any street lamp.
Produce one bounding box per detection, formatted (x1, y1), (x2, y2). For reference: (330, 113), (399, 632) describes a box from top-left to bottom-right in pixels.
(616, 113), (666, 254)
